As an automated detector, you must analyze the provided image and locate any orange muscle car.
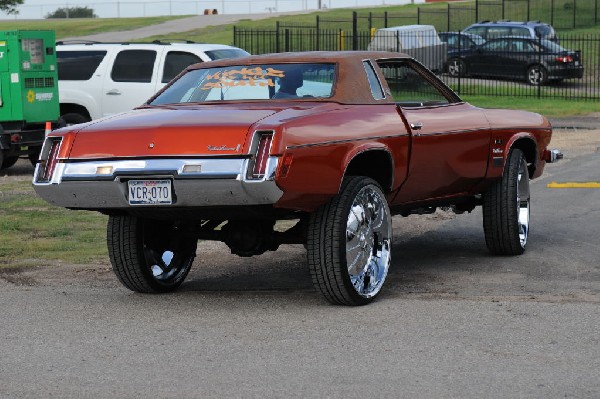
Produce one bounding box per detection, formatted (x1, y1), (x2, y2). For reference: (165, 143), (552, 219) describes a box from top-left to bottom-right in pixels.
(33, 51), (562, 305)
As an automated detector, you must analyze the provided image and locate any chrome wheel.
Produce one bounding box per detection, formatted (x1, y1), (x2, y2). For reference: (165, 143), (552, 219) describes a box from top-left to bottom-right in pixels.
(483, 148), (530, 255)
(346, 185), (392, 298)
(308, 176), (392, 305)
(516, 156), (530, 248)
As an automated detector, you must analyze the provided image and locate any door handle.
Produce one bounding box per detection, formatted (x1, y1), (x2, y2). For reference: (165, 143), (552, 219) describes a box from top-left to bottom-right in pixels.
(106, 89), (122, 95)
(410, 122), (423, 130)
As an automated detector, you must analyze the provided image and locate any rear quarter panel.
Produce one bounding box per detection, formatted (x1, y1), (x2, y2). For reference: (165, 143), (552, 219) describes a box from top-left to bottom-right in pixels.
(267, 104), (410, 211)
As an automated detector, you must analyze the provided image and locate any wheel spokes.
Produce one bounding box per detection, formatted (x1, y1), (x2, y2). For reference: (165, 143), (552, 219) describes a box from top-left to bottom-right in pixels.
(346, 185), (391, 298)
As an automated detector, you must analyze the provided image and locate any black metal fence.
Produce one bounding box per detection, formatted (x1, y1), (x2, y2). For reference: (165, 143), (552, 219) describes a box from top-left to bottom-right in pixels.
(234, 28), (600, 100)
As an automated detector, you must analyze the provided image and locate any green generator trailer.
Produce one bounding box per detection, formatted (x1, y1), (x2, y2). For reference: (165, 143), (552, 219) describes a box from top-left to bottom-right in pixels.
(0, 30), (60, 170)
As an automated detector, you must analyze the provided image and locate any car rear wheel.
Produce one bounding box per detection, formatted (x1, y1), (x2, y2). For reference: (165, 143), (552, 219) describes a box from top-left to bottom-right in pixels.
(307, 176), (392, 305)
(61, 112), (90, 126)
(447, 58), (466, 77)
(483, 148), (530, 255)
(0, 154), (19, 169)
(107, 215), (197, 293)
(527, 65), (547, 86)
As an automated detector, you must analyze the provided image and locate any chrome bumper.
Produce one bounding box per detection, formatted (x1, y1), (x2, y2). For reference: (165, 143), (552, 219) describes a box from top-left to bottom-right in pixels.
(544, 149), (564, 163)
(33, 157), (283, 209)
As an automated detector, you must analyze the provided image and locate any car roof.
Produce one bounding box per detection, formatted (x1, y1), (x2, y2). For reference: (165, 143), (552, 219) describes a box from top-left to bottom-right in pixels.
(468, 20), (550, 27)
(180, 51), (414, 105)
(55, 41), (241, 51)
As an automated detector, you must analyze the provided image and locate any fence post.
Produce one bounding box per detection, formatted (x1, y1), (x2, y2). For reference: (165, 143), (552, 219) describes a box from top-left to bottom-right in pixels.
(233, 26), (237, 47)
(352, 11), (358, 50)
(551, 0), (554, 25)
(417, 7), (420, 24)
(447, 3), (451, 31)
(384, 11), (388, 28)
(369, 12), (372, 31)
(285, 29), (290, 52)
(475, 0), (479, 22)
(527, 0), (530, 21)
(573, 0), (577, 29)
(316, 15), (320, 51)
(276, 21), (280, 53)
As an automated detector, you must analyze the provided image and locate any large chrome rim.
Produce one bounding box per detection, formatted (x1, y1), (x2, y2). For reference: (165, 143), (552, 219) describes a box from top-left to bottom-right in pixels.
(346, 185), (392, 298)
(516, 158), (530, 248)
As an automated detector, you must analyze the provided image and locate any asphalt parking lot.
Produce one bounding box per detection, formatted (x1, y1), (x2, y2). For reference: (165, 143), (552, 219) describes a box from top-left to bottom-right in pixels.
(1, 124), (599, 398)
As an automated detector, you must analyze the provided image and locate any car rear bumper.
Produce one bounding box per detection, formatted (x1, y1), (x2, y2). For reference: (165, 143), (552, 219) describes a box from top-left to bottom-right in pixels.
(33, 157), (283, 209)
(548, 66), (584, 79)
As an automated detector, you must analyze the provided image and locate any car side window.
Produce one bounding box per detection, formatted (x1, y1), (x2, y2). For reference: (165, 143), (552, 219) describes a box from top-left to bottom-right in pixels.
(162, 51), (202, 83)
(111, 50), (157, 83)
(57, 50), (107, 81)
(511, 27), (530, 37)
(483, 39), (510, 52)
(487, 27), (510, 39)
(377, 61), (450, 107)
(464, 26), (486, 38)
(363, 61), (385, 100)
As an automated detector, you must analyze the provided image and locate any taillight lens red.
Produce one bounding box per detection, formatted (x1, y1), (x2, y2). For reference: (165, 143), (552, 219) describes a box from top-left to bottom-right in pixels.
(250, 133), (273, 179)
(42, 140), (61, 181)
(555, 55), (573, 63)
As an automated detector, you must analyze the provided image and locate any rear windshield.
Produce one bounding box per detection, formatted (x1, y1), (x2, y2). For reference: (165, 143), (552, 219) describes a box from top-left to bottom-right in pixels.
(151, 63), (336, 104)
(204, 49), (250, 61)
(535, 25), (555, 38)
(57, 50), (107, 80)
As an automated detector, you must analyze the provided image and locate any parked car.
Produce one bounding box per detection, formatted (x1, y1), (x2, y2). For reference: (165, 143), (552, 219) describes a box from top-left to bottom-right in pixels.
(33, 51), (561, 305)
(56, 41), (250, 124)
(462, 20), (559, 42)
(446, 36), (584, 85)
(367, 25), (447, 72)
(439, 32), (485, 51)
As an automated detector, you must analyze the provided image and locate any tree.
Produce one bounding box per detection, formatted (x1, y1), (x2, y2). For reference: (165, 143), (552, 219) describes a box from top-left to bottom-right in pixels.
(46, 6), (97, 19)
(1, 0), (23, 15)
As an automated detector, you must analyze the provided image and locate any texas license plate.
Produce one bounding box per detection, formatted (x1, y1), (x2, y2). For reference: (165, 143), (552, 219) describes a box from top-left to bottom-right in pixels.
(128, 180), (172, 205)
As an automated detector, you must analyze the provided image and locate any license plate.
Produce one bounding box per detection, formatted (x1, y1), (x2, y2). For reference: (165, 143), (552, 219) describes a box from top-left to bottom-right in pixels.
(128, 180), (172, 205)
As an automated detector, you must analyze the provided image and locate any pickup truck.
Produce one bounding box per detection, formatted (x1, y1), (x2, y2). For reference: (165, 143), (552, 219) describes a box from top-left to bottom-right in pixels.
(33, 51), (561, 305)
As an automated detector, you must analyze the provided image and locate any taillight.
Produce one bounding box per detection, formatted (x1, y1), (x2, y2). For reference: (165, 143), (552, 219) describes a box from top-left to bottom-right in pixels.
(555, 55), (573, 63)
(247, 132), (273, 180)
(40, 139), (61, 182)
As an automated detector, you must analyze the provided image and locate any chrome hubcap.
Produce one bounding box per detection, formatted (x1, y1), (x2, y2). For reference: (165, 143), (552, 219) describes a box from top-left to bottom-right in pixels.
(346, 185), (392, 298)
(516, 158), (530, 248)
(449, 60), (462, 76)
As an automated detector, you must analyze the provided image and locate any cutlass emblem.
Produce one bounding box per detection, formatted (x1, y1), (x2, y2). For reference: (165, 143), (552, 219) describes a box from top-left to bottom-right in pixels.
(208, 144), (241, 151)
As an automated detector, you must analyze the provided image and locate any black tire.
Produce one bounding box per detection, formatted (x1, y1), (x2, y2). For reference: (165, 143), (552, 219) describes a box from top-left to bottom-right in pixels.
(61, 112), (90, 126)
(107, 215), (197, 293)
(447, 58), (466, 77)
(527, 65), (547, 86)
(28, 147), (42, 166)
(0, 154), (19, 169)
(483, 148), (530, 255)
(307, 176), (392, 306)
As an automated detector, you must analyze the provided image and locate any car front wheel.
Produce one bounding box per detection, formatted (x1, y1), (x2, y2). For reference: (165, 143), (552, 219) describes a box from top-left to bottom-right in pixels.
(307, 176), (392, 305)
(483, 148), (530, 255)
(447, 58), (466, 76)
(107, 215), (197, 293)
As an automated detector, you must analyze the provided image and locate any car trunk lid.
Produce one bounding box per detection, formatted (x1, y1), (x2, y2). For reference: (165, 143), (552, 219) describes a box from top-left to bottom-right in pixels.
(67, 107), (278, 159)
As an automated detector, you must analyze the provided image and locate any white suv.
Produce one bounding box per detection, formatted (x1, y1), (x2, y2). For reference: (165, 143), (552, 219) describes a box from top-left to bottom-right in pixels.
(57, 41), (249, 124)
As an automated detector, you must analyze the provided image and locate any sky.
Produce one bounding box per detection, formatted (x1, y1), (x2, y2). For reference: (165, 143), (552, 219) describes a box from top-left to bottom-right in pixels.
(2, 0), (420, 19)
